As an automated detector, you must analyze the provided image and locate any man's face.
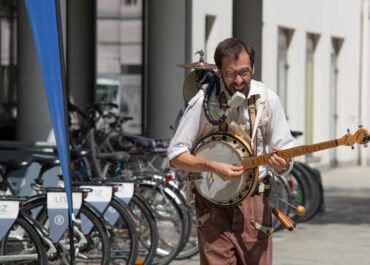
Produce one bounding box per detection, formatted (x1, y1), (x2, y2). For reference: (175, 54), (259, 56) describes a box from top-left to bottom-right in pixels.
(218, 51), (254, 96)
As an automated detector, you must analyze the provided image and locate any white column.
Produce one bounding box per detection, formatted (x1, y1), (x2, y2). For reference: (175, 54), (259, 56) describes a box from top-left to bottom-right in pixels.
(67, 0), (95, 110)
(233, 0), (262, 80)
(16, 0), (54, 142)
(147, 0), (187, 139)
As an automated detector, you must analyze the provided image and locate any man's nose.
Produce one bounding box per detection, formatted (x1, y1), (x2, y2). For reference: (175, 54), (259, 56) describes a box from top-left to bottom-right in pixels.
(234, 74), (244, 84)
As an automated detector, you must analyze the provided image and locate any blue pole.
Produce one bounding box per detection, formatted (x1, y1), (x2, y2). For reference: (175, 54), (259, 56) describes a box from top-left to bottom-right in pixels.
(24, 0), (75, 263)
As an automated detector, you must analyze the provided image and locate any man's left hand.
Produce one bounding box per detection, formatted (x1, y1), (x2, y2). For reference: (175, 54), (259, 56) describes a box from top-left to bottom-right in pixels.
(269, 147), (292, 174)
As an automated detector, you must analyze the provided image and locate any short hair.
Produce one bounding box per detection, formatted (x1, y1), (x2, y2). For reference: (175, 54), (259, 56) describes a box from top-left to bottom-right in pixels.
(214, 38), (255, 69)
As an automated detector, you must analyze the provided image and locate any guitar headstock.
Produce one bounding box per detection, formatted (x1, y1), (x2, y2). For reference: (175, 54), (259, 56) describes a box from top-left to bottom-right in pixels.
(338, 127), (370, 147)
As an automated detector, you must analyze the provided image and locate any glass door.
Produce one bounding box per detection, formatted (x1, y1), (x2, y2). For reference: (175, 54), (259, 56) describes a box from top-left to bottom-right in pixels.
(96, 0), (144, 134)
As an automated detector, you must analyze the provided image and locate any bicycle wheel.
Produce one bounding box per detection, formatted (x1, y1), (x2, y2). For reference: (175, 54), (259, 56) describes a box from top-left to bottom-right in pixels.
(175, 197), (199, 260)
(23, 195), (111, 265)
(0, 215), (48, 264)
(129, 193), (158, 265)
(294, 162), (323, 222)
(269, 174), (292, 231)
(160, 180), (194, 260)
(137, 182), (186, 265)
(175, 181), (198, 260)
(285, 166), (310, 223)
(104, 197), (138, 265)
(297, 162), (325, 216)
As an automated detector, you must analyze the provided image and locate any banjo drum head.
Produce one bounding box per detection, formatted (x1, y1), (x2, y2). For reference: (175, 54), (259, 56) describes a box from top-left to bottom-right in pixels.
(191, 133), (258, 206)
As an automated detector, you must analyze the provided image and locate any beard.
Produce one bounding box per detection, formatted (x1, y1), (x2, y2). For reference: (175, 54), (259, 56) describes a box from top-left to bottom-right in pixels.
(223, 79), (251, 96)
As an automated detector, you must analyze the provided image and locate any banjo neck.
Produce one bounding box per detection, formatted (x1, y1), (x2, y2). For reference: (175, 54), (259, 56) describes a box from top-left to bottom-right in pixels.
(242, 139), (338, 170)
(189, 128), (369, 206)
(241, 128), (370, 170)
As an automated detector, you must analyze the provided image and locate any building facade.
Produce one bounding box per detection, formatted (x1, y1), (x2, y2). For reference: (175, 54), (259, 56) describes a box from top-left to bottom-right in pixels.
(0, 0), (368, 167)
(262, 0), (370, 166)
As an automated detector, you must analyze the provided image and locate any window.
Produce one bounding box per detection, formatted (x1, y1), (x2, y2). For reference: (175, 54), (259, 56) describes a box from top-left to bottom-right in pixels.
(0, 0), (17, 139)
(205, 14), (216, 63)
(96, 0), (144, 134)
(329, 37), (343, 166)
(277, 27), (294, 115)
(305, 33), (320, 146)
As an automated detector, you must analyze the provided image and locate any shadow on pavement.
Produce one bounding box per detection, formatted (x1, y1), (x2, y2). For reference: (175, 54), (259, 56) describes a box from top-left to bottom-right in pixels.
(307, 187), (370, 225)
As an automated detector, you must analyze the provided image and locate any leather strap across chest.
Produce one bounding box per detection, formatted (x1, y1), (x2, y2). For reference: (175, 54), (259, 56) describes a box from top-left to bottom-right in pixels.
(218, 91), (228, 132)
(248, 96), (257, 155)
(218, 91), (257, 155)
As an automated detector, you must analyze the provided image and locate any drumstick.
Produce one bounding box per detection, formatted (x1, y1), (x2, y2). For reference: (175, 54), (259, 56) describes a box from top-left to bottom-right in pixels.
(270, 193), (305, 216)
(272, 208), (295, 231)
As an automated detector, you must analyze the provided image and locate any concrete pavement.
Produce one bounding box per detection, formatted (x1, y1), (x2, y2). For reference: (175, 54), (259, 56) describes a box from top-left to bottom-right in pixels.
(171, 166), (370, 265)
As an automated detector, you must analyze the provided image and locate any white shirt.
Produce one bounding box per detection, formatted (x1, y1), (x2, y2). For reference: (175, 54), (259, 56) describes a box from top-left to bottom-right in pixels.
(167, 80), (294, 179)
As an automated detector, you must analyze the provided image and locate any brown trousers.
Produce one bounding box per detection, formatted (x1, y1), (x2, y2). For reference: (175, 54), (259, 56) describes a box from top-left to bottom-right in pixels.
(195, 191), (272, 265)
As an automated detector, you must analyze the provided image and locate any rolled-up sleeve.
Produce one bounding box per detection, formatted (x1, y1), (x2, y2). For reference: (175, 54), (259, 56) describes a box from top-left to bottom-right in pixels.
(266, 90), (295, 176)
(167, 96), (206, 161)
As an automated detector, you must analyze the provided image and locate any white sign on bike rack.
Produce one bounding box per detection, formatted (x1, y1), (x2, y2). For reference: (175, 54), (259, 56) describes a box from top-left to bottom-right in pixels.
(104, 182), (134, 226)
(80, 186), (112, 234)
(0, 201), (19, 241)
(112, 183), (134, 204)
(47, 192), (83, 243)
(81, 185), (112, 211)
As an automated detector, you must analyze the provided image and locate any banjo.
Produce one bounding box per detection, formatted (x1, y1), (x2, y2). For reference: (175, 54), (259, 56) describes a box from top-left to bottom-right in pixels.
(190, 127), (370, 206)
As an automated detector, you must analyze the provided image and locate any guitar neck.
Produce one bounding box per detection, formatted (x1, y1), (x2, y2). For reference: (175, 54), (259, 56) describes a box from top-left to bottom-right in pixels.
(242, 139), (340, 170)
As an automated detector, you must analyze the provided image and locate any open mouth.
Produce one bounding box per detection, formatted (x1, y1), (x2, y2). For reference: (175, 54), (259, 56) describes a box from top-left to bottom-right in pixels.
(233, 85), (247, 92)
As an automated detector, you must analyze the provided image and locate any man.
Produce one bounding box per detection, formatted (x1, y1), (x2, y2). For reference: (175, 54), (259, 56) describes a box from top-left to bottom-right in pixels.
(168, 38), (294, 265)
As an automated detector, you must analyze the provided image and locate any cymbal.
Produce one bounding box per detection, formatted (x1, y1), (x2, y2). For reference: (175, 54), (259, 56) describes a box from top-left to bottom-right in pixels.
(176, 61), (217, 70)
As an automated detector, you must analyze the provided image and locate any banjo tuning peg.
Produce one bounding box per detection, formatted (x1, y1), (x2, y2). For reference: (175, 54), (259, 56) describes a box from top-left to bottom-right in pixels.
(347, 129), (350, 133)
(351, 146), (355, 150)
(364, 144), (368, 148)
(359, 124), (363, 128)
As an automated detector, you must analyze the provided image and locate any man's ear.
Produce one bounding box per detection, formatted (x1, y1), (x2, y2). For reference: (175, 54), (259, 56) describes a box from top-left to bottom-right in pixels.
(217, 69), (222, 78)
(252, 65), (255, 75)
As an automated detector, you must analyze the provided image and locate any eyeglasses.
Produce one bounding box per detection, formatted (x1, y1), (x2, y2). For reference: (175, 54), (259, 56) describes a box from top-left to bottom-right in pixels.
(222, 67), (252, 80)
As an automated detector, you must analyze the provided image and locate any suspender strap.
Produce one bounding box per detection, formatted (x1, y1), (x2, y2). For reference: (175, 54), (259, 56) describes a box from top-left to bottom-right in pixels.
(228, 121), (252, 143)
(248, 96), (257, 155)
(218, 91), (228, 132)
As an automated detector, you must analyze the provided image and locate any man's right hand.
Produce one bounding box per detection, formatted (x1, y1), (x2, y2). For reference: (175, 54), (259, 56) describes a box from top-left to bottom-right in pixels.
(211, 161), (244, 181)
(169, 152), (244, 181)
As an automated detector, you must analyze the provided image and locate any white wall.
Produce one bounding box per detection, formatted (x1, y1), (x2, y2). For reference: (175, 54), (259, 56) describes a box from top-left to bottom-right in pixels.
(362, 0), (370, 165)
(367, 7), (370, 164)
(191, 0), (233, 63)
(262, 0), (362, 166)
